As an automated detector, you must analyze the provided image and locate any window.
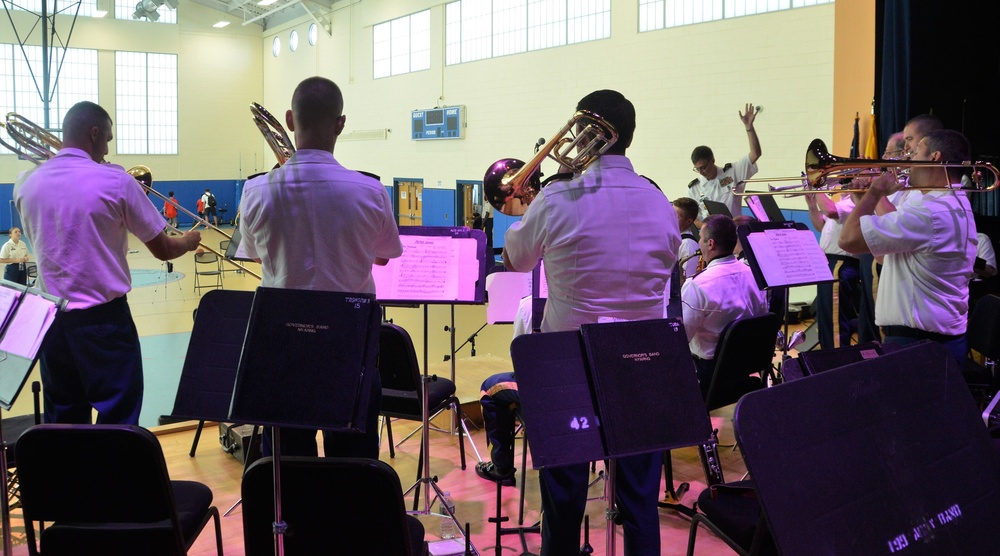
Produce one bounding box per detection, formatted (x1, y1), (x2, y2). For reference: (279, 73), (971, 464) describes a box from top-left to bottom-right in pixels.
(373, 10), (431, 79)
(308, 23), (318, 46)
(289, 30), (299, 52)
(115, 51), (178, 155)
(638, 0), (833, 31)
(0, 44), (98, 147)
(115, 0), (176, 23)
(446, 0), (610, 65)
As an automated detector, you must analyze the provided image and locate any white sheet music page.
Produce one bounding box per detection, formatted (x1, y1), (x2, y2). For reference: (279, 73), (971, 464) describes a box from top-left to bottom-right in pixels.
(0, 286), (22, 331)
(373, 234), (486, 302)
(0, 292), (58, 359)
(746, 228), (832, 287)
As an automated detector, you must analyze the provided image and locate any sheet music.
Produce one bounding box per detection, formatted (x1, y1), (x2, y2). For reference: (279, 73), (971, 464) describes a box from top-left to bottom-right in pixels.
(372, 234), (481, 302)
(0, 286), (23, 332)
(745, 228), (832, 287)
(0, 291), (59, 359)
(745, 196), (770, 222)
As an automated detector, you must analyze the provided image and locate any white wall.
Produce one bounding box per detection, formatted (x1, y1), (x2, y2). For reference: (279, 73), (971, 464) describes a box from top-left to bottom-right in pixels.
(0, 1), (265, 181)
(262, 0), (835, 210)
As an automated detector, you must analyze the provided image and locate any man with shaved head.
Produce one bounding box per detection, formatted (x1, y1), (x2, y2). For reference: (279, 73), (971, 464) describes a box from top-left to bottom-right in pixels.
(240, 76), (403, 457)
(15, 100), (201, 425)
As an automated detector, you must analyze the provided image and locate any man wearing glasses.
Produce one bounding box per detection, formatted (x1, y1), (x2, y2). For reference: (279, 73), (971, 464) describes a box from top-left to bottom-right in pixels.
(687, 103), (762, 221)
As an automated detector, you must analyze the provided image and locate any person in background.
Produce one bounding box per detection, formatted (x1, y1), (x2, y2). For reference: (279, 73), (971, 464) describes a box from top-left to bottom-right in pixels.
(681, 214), (768, 397)
(0, 227), (30, 285)
(164, 191), (179, 231)
(688, 104), (762, 221)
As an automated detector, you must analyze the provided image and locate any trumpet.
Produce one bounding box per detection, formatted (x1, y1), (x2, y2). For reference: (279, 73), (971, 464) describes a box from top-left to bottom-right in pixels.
(483, 110), (618, 216)
(0, 112), (261, 279)
(737, 138), (1000, 196)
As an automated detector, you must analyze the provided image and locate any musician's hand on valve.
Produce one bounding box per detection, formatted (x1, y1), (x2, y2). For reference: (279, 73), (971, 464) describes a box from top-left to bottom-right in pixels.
(868, 171), (902, 198)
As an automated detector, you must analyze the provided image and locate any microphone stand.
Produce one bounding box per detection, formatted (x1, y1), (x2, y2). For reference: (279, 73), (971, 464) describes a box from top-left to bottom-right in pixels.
(445, 322), (488, 360)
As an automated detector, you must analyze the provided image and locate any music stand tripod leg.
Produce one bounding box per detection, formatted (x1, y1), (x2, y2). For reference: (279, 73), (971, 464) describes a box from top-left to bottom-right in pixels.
(399, 305), (472, 548)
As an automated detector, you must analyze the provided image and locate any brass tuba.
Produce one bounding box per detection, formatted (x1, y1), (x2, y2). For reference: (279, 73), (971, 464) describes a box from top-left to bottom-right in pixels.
(484, 110), (618, 216)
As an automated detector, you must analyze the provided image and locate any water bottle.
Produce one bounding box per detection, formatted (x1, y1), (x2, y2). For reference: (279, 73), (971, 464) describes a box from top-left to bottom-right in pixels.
(439, 491), (457, 539)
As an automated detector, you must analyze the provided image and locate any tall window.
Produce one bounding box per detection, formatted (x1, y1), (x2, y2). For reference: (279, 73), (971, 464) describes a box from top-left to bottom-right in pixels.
(115, 0), (177, 23)
(115, 52), (178, 155)
(0, 44), (98, 146)
(446, 0), (610, 65)
(373, 10), (431, 79)
(639, 0), (833, 32)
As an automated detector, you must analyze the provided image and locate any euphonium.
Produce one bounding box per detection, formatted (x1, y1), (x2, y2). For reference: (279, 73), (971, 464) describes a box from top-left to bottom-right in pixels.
(484, 110), (618, 217)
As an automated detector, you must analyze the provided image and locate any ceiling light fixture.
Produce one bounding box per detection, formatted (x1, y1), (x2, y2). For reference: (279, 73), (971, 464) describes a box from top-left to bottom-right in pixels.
(213, 20), (231, 28)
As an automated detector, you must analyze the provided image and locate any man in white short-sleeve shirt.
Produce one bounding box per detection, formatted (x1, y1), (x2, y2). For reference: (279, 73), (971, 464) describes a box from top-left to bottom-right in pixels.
(688, 103), (763, 221)
(15, 101), (200, 425)
(840, 129), (976, 365)
(240, 77), (403, 459)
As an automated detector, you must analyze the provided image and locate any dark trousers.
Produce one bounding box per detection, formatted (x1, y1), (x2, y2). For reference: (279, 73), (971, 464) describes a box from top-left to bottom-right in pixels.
(262, 373), (382, 459)
(39, 296), (143, 425)
(883, 330), (967, 369)
(540, 452), (661, 556)
(816, 255), (861, 350)
(480, 372), (519, 472)
(693, 356), (716, 401)
(857, 253), (880, 343)
(4, 263), (26, 285)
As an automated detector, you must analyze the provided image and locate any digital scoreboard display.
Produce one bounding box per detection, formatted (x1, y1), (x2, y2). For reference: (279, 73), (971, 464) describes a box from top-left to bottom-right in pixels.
(411, 106), (465, 140)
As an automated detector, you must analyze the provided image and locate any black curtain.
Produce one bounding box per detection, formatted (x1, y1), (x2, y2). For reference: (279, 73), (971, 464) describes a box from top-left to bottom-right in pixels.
(875, 0), (1000, 215)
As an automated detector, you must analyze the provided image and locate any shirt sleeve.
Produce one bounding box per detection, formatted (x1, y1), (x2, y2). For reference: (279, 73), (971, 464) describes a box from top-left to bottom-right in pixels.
(731, 155), (759, 193)
(121, 173), (168, 243)
(502, 191), (548, 272)
(374, 187), (403, 260)
(860, 198), (933, 257)
(0, 242), (10, 259)
(239, 182), (260, 261)
(681, 279), (707, 342)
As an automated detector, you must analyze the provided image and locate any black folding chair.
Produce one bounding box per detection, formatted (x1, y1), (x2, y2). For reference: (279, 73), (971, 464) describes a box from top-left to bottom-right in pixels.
(16, 424), (223, 556)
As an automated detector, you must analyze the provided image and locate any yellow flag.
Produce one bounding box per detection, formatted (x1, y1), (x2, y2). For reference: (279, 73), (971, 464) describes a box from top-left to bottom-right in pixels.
(864, 113), (878, 159)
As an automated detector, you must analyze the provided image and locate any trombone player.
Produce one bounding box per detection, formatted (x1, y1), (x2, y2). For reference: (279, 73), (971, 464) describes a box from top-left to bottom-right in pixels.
(14, 101), (202, 425)
(839, 129), (976, 365)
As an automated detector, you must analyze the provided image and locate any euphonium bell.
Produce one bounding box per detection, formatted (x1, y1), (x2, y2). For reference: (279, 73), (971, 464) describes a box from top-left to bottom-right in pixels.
(484, 110), (618, 217)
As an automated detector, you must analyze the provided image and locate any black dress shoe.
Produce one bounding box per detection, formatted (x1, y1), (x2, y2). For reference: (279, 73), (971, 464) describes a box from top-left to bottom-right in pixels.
(476, 461), (516, 487)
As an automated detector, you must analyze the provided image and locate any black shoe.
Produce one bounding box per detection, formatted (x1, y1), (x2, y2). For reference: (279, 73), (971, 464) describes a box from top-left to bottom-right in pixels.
(476, 462), (516, 487)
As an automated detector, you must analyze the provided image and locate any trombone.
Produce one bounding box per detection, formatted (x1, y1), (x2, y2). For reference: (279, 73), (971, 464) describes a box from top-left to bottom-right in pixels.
(250, 102), (294, 165)
(0, 112), (262, 279)
(737, 138), (1000, 196)
(483, 110), (618, 216)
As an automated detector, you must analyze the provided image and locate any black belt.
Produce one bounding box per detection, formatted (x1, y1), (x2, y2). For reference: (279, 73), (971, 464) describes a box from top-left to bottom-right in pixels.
(826, 254), (860, 266)
(882, 325), (963, 344)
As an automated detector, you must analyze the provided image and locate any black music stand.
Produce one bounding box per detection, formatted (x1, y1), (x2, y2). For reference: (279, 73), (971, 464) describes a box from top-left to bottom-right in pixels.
(511, 318), (711, 556)
(737, 221), (833, 378)
(228, 287), (381, 556)
(0, 280), (65, 556)
(374, 226), (487, 546)
(735, 341), (1000, 554)
(167, 289), (255, 457)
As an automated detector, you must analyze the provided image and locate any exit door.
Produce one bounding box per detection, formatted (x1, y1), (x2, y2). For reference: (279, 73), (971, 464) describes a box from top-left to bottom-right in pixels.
(395, 179), (423, 226)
